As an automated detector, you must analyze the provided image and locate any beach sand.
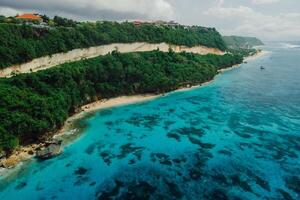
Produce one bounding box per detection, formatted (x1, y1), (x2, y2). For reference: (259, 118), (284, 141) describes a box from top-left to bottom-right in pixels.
(244, 50), (270, 62)
(217, 50), (269, 73)
(57, 95), (162, 134)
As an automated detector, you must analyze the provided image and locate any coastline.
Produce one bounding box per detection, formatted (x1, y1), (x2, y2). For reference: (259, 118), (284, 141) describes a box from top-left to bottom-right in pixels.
(217, 50), (269, 73)
(0, 49), (268, 174)
(244, 50), (270, 62)
(56, 95), (162, 135)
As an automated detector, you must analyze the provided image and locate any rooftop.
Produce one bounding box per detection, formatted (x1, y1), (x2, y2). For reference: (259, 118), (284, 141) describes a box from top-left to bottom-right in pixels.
(16, 13), (42, 21)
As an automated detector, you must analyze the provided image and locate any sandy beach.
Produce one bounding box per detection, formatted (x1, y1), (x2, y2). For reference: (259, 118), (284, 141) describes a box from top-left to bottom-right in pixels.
(218, 50), (269, 73)
(0, 49), (269, 173)
(244, 50), (270, 62)
(57, 95), (162, 135)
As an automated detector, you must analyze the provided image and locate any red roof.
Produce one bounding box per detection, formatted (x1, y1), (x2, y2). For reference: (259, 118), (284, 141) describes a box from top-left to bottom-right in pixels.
(16, 13), (42, 21)
(133, 21), (142, 26)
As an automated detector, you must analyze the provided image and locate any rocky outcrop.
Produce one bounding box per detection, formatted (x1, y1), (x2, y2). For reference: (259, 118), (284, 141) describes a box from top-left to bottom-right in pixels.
(36, 140), (62, 160)
(0, 42), (225, 77)
(1, 155), (20, 168)
(0, 140), (62, 169)
(0, 144), (38, 168)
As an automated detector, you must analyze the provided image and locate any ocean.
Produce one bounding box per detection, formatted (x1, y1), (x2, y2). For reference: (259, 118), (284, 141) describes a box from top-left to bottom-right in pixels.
(0, 42), (299, 199)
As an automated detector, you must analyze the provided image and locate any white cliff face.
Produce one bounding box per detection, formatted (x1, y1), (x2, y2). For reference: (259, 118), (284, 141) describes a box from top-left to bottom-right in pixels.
(0, 42), (225, 77)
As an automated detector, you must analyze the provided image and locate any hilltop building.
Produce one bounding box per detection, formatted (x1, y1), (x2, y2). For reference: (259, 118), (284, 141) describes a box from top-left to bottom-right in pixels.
(130, 20), (181, 28)
(168, 20), (179, 27)
(133, 21), (142, 26)
(16, 13), (43, 23)
(153, 20), (167, 26)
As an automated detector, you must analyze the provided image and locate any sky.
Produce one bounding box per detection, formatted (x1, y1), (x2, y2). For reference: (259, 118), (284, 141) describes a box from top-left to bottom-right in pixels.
(0, 0), (299, 41)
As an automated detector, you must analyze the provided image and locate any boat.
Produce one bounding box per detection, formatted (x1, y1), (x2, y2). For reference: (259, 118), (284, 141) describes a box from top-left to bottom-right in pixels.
(260, 66), (265, 70)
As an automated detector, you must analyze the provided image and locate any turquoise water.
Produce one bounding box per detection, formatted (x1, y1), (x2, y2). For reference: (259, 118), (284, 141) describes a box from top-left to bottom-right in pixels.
(1, 42), (300, 199)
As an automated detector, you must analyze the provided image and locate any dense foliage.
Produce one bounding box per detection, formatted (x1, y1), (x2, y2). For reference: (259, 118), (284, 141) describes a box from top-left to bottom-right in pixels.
(0, 51), (242, 153)
(222, 36), (264, 49)
(53, 16), (77, 27)
(227, 48), (258, 58)
(0, 15), (5, 23)
(0, 22), (226, 69)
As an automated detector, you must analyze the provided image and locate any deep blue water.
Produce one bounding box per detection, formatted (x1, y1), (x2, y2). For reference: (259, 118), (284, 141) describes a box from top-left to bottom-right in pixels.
(1, 42), (300, 200)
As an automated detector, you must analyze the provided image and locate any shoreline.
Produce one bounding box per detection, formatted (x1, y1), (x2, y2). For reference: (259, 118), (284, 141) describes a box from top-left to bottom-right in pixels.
(56, 95), (162, 136)
(217, 50), (269, 73)
(244, 50), (270, 62)
(0, 49), (268, 174)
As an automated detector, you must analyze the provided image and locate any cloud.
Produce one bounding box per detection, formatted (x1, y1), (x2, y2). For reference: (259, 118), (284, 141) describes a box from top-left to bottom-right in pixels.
(204, 3), (300, 40)
(1, 0), (299, 40)
(252, 0), (281, 5)
(0, 6), (22, 16)
(0, 0), (174, 21)
(204, 5), (254, 18)
(218, 0), (225, 7)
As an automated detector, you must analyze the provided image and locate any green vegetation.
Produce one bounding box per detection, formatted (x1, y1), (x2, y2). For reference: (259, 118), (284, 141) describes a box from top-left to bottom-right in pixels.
(0, 15), (5, 23)
(223, 36), (264, 49)
(0, 51), (242, 153)
(0, 22), (226, 69)
(227, 48), (257, 58)
(0, 14), (79, 26)
(53, 16), (77, 27)
(223, 36), (263, 58)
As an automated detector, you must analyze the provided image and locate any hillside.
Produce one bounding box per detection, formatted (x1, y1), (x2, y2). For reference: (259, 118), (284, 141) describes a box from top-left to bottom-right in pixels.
(0, 22), (226, 69)
(0, 51), (243, 153)
(223, 36), (264, 49)
(0, 42), (224, 78)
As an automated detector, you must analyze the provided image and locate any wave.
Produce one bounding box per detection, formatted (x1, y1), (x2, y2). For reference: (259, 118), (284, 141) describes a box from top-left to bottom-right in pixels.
(280, 43), (300, 49)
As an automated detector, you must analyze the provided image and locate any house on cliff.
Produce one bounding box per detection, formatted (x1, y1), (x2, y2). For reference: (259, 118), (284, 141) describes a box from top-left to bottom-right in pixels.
(16, 13), (43, 23)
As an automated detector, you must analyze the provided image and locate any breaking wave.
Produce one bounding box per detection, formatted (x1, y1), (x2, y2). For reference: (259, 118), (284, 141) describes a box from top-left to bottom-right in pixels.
(280, 43), (300, 49)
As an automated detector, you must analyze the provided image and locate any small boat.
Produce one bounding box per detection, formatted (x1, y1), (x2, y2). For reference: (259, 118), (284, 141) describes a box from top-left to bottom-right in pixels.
(260, 66), (265, 70)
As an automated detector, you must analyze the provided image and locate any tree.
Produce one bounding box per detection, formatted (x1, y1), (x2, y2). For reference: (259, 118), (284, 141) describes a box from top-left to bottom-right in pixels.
(0, 21), (227, 69)
(0, 15), (5, 23)
(0, 127), (19, 152)
(41, 14), (50, 23)
(53, 16), (76, 27)
(0, 51), (243, 153)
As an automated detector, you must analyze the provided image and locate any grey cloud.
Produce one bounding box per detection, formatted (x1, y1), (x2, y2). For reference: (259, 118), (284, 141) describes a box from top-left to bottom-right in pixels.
(0, 0), (299, 40)
(0, 0), (174, 21)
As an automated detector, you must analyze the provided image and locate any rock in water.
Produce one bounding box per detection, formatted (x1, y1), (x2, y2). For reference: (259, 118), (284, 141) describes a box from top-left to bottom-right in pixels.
(36, 140), (62, 160)
(0, 155), (20, 168)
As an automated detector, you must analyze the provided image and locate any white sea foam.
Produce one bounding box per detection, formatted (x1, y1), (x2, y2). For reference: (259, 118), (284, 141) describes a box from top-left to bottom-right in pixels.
(280, 43), (300, 49)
